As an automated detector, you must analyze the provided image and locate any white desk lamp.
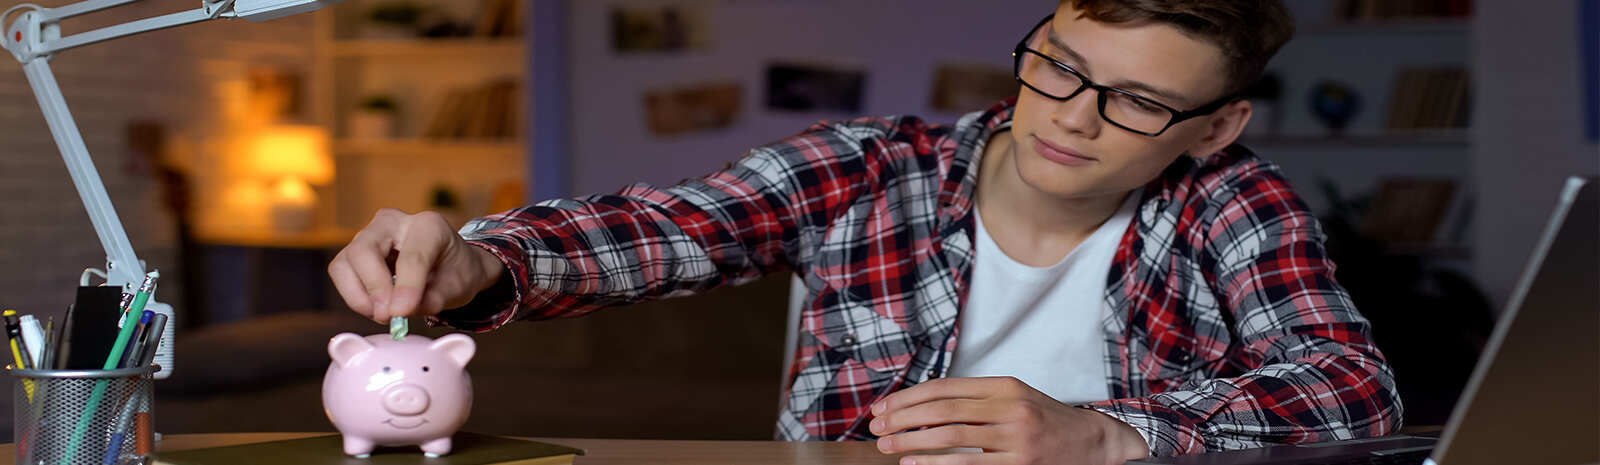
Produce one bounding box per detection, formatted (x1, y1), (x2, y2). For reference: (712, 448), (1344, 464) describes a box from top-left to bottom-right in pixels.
(2, 0), (344, 379)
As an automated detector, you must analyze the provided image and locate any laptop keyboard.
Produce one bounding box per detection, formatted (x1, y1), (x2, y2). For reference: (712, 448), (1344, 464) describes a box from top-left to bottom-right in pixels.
(1310, 449), (1431, 465)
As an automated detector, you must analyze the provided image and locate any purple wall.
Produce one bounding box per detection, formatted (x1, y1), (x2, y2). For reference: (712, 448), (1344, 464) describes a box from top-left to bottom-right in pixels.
(560, 0), (1048, 195)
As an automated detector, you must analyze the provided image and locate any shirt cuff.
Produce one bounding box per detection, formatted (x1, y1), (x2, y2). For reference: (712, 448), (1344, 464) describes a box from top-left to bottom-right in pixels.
(431, 268), (514, 330)
(427, 240), (522, 332)
(1084, 398), (1206, 457)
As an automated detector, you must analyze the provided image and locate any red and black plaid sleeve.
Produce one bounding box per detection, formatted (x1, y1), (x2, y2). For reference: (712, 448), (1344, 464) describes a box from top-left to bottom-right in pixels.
(431, 118), (907, 332)
(1086, 150), (1404, 456)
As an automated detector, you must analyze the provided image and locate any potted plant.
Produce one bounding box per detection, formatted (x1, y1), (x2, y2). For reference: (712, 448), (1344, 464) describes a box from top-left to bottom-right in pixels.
(348, 94), (399, 140)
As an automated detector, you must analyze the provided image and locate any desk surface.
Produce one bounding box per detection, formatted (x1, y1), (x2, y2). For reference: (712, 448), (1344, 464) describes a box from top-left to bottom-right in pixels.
(0, 432), (901, 465)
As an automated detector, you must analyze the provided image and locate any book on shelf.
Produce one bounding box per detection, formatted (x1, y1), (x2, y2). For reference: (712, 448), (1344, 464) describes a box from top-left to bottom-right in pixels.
(1359, 178), (1460, 248)
(152, 432), (583, 465)
(1386, 67), (1470, 130)
(474, 0), (523, 38)
(422, 79), (521, 141)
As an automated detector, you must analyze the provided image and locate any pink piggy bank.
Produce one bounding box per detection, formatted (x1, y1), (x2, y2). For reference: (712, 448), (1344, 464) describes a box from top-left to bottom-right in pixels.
(323, 332), (476, 458)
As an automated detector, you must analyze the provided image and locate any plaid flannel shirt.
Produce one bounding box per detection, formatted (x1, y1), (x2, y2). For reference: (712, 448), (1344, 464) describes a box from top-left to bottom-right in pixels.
(435, 100), (1404, 457)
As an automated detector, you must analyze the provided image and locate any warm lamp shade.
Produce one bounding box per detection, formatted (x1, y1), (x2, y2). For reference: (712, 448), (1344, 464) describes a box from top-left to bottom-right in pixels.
(249, 125), (334, 184)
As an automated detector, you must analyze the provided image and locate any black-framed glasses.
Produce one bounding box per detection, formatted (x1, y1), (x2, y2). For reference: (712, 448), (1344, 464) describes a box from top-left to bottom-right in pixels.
(1012, 14), (1236, 137)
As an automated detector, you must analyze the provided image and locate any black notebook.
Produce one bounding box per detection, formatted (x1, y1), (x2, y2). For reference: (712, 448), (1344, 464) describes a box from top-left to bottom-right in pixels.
(61, 286), (124, 369)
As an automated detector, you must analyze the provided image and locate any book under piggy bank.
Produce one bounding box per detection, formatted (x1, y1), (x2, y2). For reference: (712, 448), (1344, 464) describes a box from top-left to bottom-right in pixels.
(323, 332), (475, 457)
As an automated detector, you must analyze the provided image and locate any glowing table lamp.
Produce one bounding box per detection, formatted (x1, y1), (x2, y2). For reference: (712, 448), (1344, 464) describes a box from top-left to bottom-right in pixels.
(249, 124), (334, 232)
(2, 0), (345, 379)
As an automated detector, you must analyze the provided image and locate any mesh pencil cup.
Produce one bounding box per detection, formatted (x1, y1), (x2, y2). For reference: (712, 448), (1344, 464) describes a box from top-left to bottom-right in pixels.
(7, 365), (157, 465)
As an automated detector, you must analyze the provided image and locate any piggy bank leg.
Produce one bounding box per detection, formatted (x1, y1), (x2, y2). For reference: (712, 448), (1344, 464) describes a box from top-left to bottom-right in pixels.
(421, 437), (453, 457)
(343, 436), (376, 458)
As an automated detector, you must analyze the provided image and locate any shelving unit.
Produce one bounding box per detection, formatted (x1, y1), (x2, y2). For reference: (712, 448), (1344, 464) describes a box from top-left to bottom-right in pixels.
(1260, 3), (1474, 259)
(328, 38), (525, 57)
(334, 138), (525, 157)
(1241, 129), (1469, 149)
(310, 0), (528, 229)
(1297, 18), (1471, 35)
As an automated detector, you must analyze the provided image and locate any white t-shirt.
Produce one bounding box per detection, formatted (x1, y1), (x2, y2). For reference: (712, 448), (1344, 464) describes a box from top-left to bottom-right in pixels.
(947, 194), (1138, 404)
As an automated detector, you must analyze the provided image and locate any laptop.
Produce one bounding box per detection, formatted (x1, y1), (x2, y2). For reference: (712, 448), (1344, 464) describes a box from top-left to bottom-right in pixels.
(1130, 176), (1600, 465)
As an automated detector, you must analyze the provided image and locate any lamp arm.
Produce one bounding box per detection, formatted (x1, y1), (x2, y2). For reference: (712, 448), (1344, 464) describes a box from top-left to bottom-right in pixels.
(0, 1), (238, 288)
(3, 0), (345, 380)
(6, 1), (235, 60)
(1, 0), (238, 380)
(16, 58), (149, 289)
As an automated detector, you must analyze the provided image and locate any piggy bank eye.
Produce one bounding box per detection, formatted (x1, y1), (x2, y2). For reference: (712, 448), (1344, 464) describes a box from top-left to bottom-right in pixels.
(382, 366), (391, 373)
(422, 366), (430, 372)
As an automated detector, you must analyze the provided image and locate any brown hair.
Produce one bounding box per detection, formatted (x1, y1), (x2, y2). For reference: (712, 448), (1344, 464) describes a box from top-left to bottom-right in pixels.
(1066, 0), (1295, 98)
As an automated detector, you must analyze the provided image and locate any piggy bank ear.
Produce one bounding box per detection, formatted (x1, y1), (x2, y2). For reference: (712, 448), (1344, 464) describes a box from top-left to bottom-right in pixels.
(429, 333), (476, 367)
(328, 333), (375, 368)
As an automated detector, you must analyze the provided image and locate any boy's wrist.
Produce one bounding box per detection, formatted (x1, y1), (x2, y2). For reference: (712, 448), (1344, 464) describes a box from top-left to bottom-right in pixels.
(469, 244), (506, 295)
(1086, 407), (1150, 462)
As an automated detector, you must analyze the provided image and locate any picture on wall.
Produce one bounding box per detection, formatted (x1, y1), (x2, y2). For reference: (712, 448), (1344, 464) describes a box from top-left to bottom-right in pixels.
(611, 6), (710, 53)
(765, 63), (865, 113)
(930, 63), (1017, 112)
(643, 81), (743, 136)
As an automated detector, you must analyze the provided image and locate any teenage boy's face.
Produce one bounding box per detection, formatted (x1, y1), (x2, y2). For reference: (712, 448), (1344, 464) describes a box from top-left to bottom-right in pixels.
(1007, 3), (1247, 201)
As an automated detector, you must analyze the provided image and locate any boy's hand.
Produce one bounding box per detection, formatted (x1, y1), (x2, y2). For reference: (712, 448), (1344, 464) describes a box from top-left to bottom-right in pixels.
(328, 209), (505, 323)
(869, 376), (1149, 465)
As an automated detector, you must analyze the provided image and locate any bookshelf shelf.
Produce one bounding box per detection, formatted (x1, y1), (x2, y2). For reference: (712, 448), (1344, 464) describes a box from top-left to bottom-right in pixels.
(329, 38), (525, 58)
(195, 227), (359, 249)
(1240, 130), (1469, 148)
(334, 138), (524, 157)
(312, 0), (529, 229)
(1298, 18), (1471, 35)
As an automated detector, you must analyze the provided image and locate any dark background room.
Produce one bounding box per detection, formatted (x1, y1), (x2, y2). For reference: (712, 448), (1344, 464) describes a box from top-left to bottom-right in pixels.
(0, 0), (1595, 444)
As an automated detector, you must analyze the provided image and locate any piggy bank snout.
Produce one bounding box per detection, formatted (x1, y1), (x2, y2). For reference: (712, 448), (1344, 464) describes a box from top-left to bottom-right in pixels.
(382, 384), (431, 416)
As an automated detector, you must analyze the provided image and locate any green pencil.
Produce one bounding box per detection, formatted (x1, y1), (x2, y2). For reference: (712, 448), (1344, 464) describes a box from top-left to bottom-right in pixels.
(62, 271), (158, 465)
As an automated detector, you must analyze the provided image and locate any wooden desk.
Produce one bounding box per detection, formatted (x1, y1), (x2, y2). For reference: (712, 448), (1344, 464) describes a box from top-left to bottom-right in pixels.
(0, 432), (901, 465)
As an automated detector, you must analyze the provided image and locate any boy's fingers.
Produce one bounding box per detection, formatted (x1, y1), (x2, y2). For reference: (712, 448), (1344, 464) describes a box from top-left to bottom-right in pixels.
(346, 242), (396, 322)
(328, 258), (373, 317)
(391, 216), (448, 318)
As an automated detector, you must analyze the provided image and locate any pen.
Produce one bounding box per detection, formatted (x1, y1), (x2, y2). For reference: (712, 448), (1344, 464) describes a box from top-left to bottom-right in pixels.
(105, 393), (140, 465)
(136, 313), (167, 368)
(119, 311), (153, 369)
(40, 316), (54, 371)
(56, 304), (75, 369)
(20, 314), (44, 369)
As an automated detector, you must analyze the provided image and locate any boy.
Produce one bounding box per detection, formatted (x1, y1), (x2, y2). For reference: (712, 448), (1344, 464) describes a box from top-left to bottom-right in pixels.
(328, 1), (1402, 464)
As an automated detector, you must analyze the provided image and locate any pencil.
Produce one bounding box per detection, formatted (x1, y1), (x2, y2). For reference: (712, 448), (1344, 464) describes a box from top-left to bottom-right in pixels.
(4, 310), (29, 370)
(4, 309), (34, 403)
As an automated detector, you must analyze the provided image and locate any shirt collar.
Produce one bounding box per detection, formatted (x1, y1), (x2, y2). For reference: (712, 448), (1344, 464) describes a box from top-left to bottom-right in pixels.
(942, 98), (1206, 233)
(940, 98), (1017, 232)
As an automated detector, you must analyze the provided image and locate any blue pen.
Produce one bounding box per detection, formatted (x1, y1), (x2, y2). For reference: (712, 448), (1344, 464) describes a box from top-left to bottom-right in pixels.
(104, 393), (139, 465)
(102, 433), (124, 465)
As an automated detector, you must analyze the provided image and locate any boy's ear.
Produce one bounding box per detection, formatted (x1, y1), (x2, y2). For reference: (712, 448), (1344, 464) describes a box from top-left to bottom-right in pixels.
(1185, 100), (1252, 159)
